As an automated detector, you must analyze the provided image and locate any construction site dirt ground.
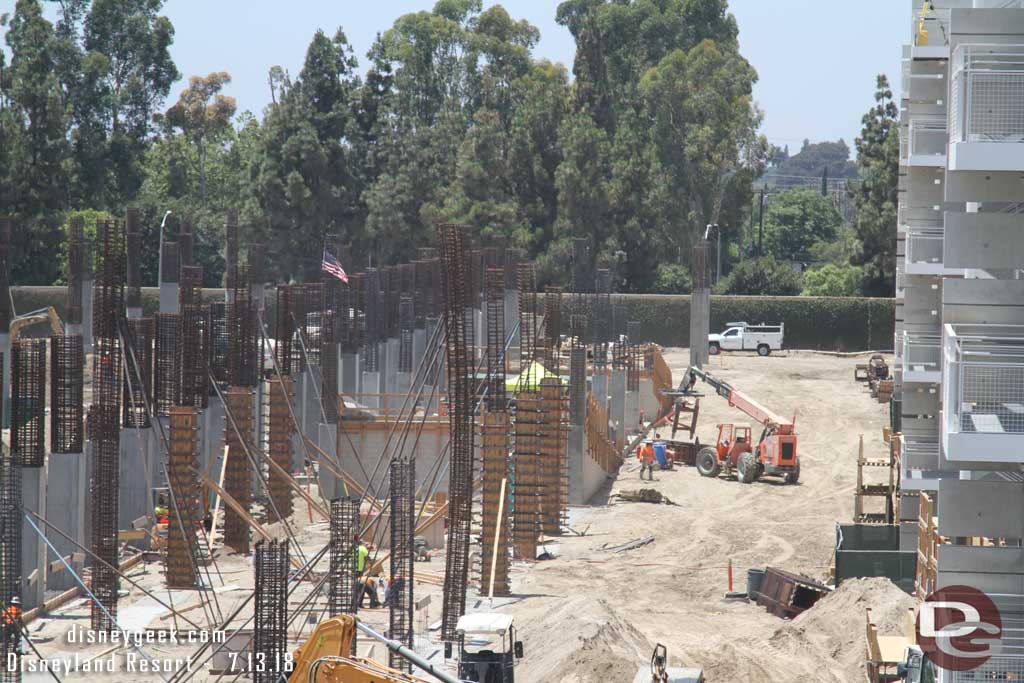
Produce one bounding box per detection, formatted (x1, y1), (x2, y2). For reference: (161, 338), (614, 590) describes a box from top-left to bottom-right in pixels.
(24, 349), (913, 682)
(500, 349), (914, 683)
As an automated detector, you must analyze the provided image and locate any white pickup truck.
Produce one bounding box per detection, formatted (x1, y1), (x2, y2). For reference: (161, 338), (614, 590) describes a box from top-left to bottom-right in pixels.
(708, 322), (784, 356)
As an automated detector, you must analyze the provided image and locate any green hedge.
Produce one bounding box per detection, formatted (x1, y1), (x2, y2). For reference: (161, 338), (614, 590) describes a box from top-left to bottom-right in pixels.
(598, 294), (894, 351)
(13, 287), (894, 351)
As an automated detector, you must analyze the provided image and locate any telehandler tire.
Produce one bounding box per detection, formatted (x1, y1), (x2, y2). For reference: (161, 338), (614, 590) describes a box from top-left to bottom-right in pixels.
(784, 459), (801, 485)
(738, 453), (757, 484)
(696, 448), (721, 478)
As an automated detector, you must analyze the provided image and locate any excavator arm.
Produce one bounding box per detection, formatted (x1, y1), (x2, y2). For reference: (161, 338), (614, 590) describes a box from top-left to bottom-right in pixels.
(290, 615), (459, 683)
(688, 367), (794, 433)
(10, 307), (64, 341)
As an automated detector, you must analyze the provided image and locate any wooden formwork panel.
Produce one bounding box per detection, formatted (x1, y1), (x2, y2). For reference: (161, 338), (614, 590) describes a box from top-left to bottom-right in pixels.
(167, 407), (199, 588)
(479, 410), (511, 596)
(267, 377), (295, 522)
(754, 567), (830, 619)
(223, 387), (254, 554)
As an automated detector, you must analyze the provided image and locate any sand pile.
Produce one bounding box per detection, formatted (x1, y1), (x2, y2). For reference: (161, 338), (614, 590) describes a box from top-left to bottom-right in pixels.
(514, 595), (652, 683)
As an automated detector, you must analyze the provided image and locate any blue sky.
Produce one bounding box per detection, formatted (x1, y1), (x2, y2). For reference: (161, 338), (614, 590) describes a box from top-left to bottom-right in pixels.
(2, 0), (906, 155)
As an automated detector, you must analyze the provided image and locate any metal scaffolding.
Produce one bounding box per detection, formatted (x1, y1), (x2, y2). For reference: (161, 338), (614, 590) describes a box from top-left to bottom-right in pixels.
(253, 539), (289, 683)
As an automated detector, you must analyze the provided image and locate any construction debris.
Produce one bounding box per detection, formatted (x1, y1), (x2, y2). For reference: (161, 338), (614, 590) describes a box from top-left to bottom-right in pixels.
(613, 489), (676, 505)
(602, 536), (655, 553)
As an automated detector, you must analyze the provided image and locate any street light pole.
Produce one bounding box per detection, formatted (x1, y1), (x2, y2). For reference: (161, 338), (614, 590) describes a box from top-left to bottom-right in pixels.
(157, 210), (172, 285)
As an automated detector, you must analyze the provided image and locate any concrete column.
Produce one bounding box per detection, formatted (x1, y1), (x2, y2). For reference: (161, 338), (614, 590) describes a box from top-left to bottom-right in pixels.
(0, 333), (8, 428)
(21, 466), (46, 610)
(46, 453), (84, 591)
(81, 281), (94, 352)
(624, 389), (640, 441)
(204, 398), (225, 475)
(318, 423), (339, 500)
(361, 372), (380, 409)
(341, 353), (359, 398)
(119, 430), (153, 534)
(159, 282), (179, 314)
(592, 370), (609, 429)
(385, 338), (400, 411)
(610, 370), (626, 447)
(567, 348), (587, 505)
(412, 328), (427, 372)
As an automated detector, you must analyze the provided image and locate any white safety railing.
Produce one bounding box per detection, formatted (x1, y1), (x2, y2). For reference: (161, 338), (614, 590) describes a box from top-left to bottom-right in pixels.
(950, 44), (1024, 143)
(949, 593), (1024, 682)
(901, 435), (939, 471)
(944, 324), (1024, 441)
(906, 227), (943, 266)
(912, 7), (951, 48)
(903, 331), (941, 373)
(908, 117), (947, 161)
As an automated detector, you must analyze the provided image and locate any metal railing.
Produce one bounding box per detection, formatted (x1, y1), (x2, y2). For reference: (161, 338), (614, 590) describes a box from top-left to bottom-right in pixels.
(943, 324), (1024, 440)
(950, 44), (1024, 143)
(906, 227), (944, 267)
(903, 331), (941, 374)
(908, 117), (947, 161)
(901, 435), (939, 471)
(948, 592), (1024, 682)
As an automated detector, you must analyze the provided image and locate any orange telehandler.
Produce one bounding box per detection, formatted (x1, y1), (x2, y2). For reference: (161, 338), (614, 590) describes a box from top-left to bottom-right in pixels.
(684, 367), (800, 485)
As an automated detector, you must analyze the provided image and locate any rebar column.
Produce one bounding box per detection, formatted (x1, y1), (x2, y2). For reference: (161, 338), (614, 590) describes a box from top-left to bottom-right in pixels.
(11, 340), (46, 467)
(517, 264), (537, 370)
(125, 208), (142, 317)
(123, 317), (153, 428)
(154, 313), (180, 416)
(539, 377), (567, 534)
(65, 217), (85, 335)
(0, 452), (21, 683)
(389, 457), (415, 672)
(51, 335), (84, 454)
(0, 219), (11, 429)
(328, 498), (360, 619)
(485, 267), (506, 411)
(512, 388), (542, 560)
(543, 286), (562, 372)
(274, 285), (293, 376)
(253, 539), (289, 683)
(178, 304), (210, 408)
(438, 224), (474, 640)
(479, 410), (511, 596)
(222, 387), (254, 554)
(267, 377), (294, 523)
(166, 407), (199, 589)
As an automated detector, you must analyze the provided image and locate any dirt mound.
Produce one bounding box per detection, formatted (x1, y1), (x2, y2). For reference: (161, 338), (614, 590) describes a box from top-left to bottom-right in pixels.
(515, 595), (652, 683)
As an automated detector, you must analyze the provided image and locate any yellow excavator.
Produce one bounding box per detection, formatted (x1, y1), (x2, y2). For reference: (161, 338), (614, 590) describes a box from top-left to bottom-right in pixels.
(289, 615), (460, 683)
(10, 307), (63, 340)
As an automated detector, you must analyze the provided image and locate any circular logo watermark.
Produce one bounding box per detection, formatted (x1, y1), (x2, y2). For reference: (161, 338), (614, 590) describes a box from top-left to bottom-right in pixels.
(916, 585), (1002, 672)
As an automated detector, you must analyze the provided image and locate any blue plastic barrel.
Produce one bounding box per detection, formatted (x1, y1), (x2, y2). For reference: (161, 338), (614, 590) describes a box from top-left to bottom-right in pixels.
(652, 441), (668, 468)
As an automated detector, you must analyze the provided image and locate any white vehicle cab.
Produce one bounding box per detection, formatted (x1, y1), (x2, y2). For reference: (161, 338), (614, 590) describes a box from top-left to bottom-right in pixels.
(708, 322), (784, 357)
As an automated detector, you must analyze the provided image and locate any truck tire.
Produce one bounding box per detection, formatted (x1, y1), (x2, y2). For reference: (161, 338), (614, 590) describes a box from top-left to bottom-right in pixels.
(696, 448), (721, 478)
(738, 453), (757, 483)
(784, 459), (801, 485)
(757, 344), (771, 357)
(708, 342), (721, 356)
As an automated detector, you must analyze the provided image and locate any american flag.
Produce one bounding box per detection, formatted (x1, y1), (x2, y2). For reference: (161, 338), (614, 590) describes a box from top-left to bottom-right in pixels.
(321, 247), (349, 283)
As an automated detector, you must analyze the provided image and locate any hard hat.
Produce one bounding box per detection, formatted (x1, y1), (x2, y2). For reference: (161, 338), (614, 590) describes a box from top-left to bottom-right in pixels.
(10, 597), (20, 605)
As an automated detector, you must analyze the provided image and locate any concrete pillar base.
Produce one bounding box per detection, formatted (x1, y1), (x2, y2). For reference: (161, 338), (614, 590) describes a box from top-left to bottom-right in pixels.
(22, 466), (46, 610)
(46, 453), (85, 592)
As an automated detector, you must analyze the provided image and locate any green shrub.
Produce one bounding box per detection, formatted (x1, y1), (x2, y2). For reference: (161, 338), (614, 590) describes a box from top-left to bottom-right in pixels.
(802, 263), (865, 297)
(715, 256), (802, 296)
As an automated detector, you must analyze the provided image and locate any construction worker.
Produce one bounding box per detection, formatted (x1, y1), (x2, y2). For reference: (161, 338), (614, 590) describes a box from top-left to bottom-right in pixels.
(355, 535), (369, 574)
(154, 496), (169, 525)
(2, 597), (22, 652)
(638, 441), (656, 481)
(356, 574), (380, 609)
